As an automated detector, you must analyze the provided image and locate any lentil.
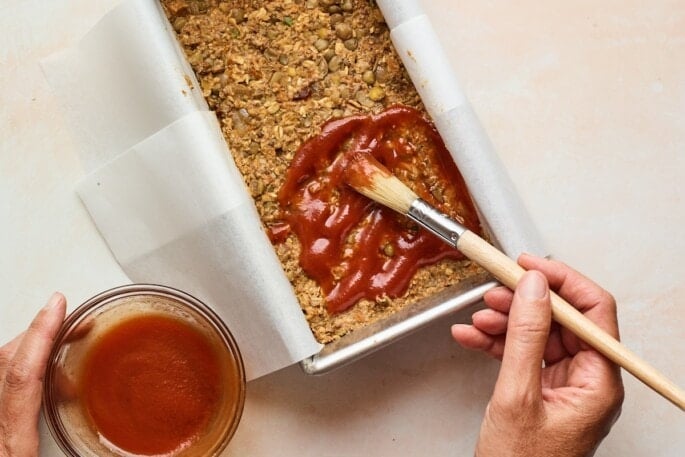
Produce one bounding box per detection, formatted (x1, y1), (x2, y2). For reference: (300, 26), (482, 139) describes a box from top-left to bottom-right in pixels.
(362, 69), (375, 85)
(327, 55), (342, 72)
(343, 38), (358, 51)
(314, 38), (330, 51)
(335, 22), (353, 40)
(368, 85), (385, 101)
(230, 7), (245, 24)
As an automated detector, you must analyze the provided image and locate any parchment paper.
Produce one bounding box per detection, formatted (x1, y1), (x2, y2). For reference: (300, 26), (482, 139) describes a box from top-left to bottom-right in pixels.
(378, 0), (547, 258)
(41, 0), (322, 380)
(41, 0), (544, 380)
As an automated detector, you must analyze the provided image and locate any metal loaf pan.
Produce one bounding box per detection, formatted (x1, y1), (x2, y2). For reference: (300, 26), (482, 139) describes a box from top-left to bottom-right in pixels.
(301, 273), (497, 374)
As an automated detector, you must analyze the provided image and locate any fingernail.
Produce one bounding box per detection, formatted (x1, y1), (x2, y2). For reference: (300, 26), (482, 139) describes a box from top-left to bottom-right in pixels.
(518, 272), (547, 299)
(44, 292), (64, 310)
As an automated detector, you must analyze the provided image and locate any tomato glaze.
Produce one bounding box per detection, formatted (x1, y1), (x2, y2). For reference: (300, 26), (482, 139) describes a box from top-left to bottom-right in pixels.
(273, 105), (481, 314)
(79, 315), (225, 455)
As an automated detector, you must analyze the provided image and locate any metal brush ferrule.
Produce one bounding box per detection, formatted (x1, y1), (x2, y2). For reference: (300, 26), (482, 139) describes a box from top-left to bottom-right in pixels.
(407, 199), (467, 247)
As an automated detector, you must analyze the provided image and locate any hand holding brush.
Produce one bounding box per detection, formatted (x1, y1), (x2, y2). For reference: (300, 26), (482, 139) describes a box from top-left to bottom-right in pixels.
(344, 151), (685, 411)
(455, 259), (623, 456)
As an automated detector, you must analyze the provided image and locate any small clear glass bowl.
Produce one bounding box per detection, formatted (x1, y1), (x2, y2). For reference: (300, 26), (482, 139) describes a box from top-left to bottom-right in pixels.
(43, 284), (246, 457)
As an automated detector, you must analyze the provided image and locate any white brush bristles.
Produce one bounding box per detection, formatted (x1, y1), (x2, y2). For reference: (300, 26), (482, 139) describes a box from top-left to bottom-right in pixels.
(355, 172), (418, 215)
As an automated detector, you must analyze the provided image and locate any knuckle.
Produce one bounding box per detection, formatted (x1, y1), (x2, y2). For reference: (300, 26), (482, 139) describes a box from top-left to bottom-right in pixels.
(574, 281), (617, 312)
(3, 359), (32, 393)
(609, 382), (625, 412)
(602, 290), (618, 312)
(602, 288), (616, 303)
(0, 348), (12, 369)
(550, 258), (570, 271)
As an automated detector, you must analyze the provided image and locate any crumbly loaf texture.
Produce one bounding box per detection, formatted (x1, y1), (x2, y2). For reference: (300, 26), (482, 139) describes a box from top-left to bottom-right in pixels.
(161, 0), (484, 344)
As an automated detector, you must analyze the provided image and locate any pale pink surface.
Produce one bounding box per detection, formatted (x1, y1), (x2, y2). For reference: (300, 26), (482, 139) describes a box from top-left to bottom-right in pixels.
(1, 1), (683, 455)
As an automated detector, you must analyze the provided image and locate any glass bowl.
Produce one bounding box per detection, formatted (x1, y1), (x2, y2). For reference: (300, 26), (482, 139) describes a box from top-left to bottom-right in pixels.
(43, 284), (245, 457)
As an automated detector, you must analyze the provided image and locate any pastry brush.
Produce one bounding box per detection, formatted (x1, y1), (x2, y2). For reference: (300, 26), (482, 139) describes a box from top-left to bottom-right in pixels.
(344, 151), (685, 411)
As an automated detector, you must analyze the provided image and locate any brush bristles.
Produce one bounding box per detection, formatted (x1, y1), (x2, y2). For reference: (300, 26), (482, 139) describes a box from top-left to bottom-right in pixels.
(353, 172), (418, 215)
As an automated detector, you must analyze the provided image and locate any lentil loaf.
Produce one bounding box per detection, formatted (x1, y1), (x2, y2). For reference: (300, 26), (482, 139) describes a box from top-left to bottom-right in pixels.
(161, 0), (484, 344)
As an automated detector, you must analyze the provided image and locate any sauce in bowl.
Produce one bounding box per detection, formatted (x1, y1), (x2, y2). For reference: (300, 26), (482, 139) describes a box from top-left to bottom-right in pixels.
(80, 314), (228, 455)
(44, 285), (245, 457)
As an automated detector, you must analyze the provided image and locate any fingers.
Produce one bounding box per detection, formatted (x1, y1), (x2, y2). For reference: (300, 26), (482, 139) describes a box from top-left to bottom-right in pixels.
(493, 271), (551, 406)
(518, 255), (624, 417)
(480, 291), (569, 365)
(483, 287), (514, 313)
(518, 254), (619, 340)
(472, 309), (508, 336)
(466, 305), (569, 365)
(452, 297), (510, 359)
(0, 292), (67, 456)
(451, 324), (505, 359)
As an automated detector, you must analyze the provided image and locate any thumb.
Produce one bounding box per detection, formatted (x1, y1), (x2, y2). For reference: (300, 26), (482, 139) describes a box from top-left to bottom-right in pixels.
(493, 271), (551, 404)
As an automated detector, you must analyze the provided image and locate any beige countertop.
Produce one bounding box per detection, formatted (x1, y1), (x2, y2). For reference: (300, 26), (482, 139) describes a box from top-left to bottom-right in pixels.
(1, 0), (683, 455)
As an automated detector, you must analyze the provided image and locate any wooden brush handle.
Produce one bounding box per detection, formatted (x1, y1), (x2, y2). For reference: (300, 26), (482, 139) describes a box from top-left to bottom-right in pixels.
(456, 230), (685, 411)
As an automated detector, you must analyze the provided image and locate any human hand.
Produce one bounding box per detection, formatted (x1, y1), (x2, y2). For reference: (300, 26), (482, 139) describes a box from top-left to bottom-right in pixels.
(0, 293), (67, 457)
(452, 254), (624, 457)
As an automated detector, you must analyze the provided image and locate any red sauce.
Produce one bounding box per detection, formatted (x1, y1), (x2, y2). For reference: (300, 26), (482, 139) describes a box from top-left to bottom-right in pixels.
(79, 315), (228, 455)
(274, 105), (481, 314)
